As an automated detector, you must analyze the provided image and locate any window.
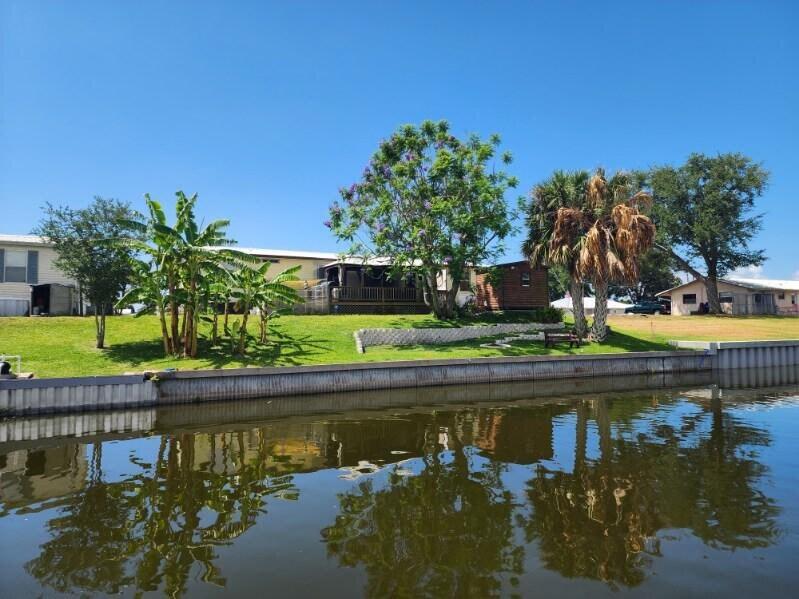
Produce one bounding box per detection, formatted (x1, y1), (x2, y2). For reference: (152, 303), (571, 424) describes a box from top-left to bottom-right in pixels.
(792, 294), (797, 305)
(778, 292), (785, 300)
(719, 294), (734, 304)
(459, 279), (471, 291)
(682, 293), (697, 305)
(4, 249), (27, 283)
(520, 272), (531, 287)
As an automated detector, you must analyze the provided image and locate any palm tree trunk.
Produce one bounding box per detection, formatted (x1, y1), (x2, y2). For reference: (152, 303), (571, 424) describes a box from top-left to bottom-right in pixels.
(223, 302), (229, 331)
(591, 279), (610, 342)
(569, 278), (588, 338)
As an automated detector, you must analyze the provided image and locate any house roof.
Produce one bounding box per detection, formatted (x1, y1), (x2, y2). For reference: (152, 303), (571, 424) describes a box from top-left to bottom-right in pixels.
(324, 256), (425, 268)
(206, 246), (340, 261)
(656, 276), (799, 297)
(0, 234), (51, 247)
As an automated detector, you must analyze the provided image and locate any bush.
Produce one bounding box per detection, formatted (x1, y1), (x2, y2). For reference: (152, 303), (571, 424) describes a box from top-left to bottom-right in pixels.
(529, 307), (563, 324)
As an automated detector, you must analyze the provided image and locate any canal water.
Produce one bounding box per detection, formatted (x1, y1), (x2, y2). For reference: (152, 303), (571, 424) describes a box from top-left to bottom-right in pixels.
(1, 369), (798, 597)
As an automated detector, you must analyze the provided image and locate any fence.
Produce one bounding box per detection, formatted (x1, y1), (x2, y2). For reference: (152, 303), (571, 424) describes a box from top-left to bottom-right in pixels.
(332, 286), (424, 303)
(293, 282), (331, 315)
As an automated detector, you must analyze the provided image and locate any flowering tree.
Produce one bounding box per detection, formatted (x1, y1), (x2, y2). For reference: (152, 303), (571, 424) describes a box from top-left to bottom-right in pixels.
(327, 120), (517, 319)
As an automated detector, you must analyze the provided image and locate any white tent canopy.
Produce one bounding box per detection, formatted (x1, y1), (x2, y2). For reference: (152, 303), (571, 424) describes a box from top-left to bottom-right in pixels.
(551, 296), (632, 314)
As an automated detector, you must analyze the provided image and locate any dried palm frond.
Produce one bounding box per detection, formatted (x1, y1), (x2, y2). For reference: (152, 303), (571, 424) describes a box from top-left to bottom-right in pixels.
(586, 169), (607, 209)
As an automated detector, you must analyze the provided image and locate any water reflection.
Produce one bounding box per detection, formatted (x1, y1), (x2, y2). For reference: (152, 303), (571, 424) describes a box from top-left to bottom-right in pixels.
(0, 381), (793, 597)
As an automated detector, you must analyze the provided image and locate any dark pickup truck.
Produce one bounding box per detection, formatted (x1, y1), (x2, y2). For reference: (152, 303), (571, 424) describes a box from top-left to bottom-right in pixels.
(624, 301), (670, 315)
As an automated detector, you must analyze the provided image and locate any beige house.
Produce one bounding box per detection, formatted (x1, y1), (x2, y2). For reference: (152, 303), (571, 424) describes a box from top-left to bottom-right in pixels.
(657, 277), (799, 316)
(210, 246), (339, 285)
(0, 234), (79, 316)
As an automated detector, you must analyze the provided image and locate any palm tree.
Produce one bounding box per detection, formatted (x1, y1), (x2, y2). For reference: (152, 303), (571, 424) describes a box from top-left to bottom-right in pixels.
(523, 170), (590, 338)
(579, 169), (656, 341)
(229, 262), (302, 354)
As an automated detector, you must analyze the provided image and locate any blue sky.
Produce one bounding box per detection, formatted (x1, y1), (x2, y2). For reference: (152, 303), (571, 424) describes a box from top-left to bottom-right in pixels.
(2, 1), (797, 278)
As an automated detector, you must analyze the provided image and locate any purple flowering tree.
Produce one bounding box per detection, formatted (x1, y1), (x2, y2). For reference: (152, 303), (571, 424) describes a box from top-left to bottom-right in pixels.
(327, 120), (517, 319)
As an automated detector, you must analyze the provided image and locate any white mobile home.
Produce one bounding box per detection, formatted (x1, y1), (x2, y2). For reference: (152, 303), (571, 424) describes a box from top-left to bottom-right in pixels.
(0, 234), (79, 316)
(657, 277), (799, 316)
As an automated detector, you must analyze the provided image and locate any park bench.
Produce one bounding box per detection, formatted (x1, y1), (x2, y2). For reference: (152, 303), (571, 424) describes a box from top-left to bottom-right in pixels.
(544, 330), (582, 349)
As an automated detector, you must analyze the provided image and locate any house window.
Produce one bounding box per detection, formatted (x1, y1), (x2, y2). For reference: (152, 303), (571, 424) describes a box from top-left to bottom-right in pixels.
(719, 294), (734, 304)
(4, 249), (27, 283)
(682, 293), (697, 305)
(792, 294), (797, 305)
(520, 272), (531, 287)
(778, 292), (785, 300)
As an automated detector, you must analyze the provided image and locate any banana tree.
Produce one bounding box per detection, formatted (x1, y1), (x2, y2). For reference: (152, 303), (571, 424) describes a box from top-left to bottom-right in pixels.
(229, 263), (302, 354)
(119, 192), (253, 357)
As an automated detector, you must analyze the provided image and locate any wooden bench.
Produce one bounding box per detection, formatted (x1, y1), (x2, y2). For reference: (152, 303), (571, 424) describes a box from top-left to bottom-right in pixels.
(544, 330), (582, 349)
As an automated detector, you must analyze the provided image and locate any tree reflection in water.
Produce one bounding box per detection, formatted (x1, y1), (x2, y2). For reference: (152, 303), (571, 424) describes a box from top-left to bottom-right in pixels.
(523, 396), (780, 589)
(25, 431), (299, 597)
(14, 394), (783, 596)
(322, 398), (781, 594)
(321, 411), (525, 598)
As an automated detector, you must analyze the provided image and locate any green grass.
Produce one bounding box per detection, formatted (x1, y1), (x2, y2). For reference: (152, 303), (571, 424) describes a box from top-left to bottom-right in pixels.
(3, 312), (797, 379)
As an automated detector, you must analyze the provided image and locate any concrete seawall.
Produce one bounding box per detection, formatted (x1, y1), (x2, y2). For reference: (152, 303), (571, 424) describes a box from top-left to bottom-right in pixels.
(670, 339), (799, 369)
(0, 375), (156, 417)
(3, 340), (797, 418)
(154, 351), (710, 405)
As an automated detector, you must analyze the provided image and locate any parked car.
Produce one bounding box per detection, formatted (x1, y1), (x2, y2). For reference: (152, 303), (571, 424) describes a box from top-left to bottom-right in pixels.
(625, 300), (669, 315)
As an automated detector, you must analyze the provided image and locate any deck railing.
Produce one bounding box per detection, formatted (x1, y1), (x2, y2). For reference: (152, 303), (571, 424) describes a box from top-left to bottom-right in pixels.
(333, 286), (424, 303)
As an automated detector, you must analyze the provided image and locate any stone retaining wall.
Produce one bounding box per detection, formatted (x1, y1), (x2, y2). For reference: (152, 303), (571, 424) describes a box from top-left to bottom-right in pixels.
(354, 323), (564, 353)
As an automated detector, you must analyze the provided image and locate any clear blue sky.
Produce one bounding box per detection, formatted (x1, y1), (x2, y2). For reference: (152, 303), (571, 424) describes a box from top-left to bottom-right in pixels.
(2, 1), (797, 278)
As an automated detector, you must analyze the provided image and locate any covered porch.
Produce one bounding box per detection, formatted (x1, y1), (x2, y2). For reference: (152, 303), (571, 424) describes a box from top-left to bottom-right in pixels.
(323, 259), (428, 314)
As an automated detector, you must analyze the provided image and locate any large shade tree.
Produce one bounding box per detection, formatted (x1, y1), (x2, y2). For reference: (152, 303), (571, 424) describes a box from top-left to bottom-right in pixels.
(327, 120), (517, 319)
(36, 197), (140, 348)
(647, 153), (768, 314)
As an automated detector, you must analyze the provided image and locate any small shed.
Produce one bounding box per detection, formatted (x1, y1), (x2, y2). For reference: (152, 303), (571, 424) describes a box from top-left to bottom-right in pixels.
(31, 283), (77, 316)
(473, 261), (548, 311)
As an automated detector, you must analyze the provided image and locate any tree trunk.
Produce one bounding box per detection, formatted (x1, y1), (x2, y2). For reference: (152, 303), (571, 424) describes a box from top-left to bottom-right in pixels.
(159, 305), (171, 355)
(237, 311), (249, 354)
(212, 309), (219, 346)
(591, 279), (610, 342)
(705, 271), (721, 315)
(426, 269), (456, 319)
(223, 302), (230, 332)
(168, 277), (180, 357)
(569, 278), (588, 338)
(94, 304), (106, 349)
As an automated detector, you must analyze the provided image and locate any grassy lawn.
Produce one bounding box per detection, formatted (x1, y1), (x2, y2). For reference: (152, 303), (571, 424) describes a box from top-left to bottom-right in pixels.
(1, 313), (797, 378)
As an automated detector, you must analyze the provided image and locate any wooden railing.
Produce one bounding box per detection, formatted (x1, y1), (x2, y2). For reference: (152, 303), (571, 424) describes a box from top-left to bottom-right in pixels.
(333, 286), (424, 303)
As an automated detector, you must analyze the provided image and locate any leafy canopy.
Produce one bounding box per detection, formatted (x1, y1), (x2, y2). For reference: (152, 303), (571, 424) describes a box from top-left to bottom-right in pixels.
(328, 120), (518, 284)
(36, 197), (140, 310)
(648, 153), (768, 278)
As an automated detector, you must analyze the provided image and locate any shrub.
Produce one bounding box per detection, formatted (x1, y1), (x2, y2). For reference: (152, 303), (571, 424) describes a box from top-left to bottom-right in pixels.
(529, 307), (563, 324)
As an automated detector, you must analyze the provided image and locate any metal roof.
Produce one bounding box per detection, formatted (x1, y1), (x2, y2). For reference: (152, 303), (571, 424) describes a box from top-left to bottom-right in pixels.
(656, 276), (799, 296)
(206, 246), (340, 260)
(0, 234), (51, 246)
